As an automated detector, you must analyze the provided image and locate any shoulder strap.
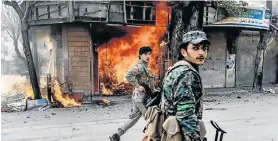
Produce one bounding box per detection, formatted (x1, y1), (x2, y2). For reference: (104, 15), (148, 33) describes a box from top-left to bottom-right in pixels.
(161, 64), (202, 112)
(143, 66), (150, 77)
(195, 96), (201, 106)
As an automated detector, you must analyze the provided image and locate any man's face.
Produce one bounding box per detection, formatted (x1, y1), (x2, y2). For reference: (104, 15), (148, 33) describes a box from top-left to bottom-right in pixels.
(140, 52), (151, 63)
(181, 43), (208, 65)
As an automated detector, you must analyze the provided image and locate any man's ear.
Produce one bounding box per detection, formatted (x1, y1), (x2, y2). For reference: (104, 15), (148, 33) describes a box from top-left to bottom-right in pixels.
(180, 48), (187, 58)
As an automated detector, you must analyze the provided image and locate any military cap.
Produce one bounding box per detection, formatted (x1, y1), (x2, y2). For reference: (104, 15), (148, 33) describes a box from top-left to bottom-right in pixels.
(182, 30), (210, 45)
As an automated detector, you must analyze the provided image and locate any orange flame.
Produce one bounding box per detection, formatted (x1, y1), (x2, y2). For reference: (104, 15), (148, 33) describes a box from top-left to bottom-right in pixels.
(52, 80), (82, 108)
(24, 82), (47, 100)
(100, 83), (113, 95)
(102, 98), (111, 105)
(99, 2), (169, 94)
(24, 83), (34, 100)
(156, 2), (170, 27)
(23, 80), (82, 108)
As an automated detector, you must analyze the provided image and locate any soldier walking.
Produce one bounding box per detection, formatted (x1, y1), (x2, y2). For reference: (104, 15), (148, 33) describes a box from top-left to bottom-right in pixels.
(109, 46), (158, 141)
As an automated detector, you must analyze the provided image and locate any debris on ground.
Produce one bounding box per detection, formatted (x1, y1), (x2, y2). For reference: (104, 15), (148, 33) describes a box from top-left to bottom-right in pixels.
(44, 114), (51, 118)
(263, 88), (277, 94)
(3, 99), (26, 112)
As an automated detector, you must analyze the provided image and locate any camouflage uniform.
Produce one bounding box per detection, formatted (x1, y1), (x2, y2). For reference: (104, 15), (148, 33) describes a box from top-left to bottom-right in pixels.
(162, 60), (204, 141)
(114, 59), (157, 137)
(161, 30), (210, 141)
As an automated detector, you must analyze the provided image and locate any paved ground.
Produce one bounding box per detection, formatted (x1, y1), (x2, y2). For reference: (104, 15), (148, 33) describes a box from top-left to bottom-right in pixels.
(1, 90), (278, 141)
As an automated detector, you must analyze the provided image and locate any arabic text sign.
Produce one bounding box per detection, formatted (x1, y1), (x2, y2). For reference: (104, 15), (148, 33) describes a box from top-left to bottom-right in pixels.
(213, 7), (270, 30)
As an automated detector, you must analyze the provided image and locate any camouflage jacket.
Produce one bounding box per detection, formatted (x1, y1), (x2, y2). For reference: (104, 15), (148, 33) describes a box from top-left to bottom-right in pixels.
(161, 60), (204, 141)
(125, 60), (157, 93)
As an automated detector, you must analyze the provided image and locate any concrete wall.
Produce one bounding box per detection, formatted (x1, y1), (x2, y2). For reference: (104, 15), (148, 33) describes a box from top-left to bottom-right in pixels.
(195, 30), (277, 88)
(236, 31), (278, 86)
(200, 31), (226, 88)
(263, 37), (278, 84)
(235, 31), (259, 86)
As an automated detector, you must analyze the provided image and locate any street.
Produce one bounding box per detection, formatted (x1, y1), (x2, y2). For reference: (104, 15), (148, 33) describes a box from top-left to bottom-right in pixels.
(2, 92), (278, 141)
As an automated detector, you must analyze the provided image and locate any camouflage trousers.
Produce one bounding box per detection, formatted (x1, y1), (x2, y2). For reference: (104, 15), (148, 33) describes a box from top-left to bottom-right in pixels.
(116, 90), (148, 136)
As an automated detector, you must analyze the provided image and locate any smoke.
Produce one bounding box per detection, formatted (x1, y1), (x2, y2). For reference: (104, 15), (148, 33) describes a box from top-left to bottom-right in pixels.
(1, 25), (60, 96)
(35, 26), (55, 76)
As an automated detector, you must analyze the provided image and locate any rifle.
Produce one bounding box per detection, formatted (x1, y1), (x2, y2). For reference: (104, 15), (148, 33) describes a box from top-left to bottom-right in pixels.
(145, 91), (161, 108)
(140, 84), (161, 108)
(210, 120), (227, 141)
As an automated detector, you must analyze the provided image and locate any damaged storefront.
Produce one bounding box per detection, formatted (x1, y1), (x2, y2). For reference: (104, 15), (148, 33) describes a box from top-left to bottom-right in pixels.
(26, 1), (278, 101)
(26, 1), (169, 99)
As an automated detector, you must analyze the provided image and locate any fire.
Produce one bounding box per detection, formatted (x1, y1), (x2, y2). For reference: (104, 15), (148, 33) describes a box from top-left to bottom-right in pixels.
(24, 83), (34, 100)
(23, 80), (82, 108)
(24, 82), (47, 100)
(102, 98), (111, 105)
(156, 2), (170, 27)
(52, 80), (82, 108)
(100, 83), (113, 95)
(99, 2), (169, 94)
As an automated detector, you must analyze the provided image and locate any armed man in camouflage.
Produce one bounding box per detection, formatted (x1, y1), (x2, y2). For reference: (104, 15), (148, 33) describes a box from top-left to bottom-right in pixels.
(110, 46), (158, 141)
(161, 31), (210, 141)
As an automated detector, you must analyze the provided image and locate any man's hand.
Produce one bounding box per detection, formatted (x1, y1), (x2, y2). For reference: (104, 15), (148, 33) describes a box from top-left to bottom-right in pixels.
(154, 88), (160, 92)
(135, 85), (145, 92)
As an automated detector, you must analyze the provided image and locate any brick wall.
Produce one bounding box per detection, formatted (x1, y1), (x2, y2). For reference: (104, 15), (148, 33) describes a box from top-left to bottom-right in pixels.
(67, 26), (91, 94)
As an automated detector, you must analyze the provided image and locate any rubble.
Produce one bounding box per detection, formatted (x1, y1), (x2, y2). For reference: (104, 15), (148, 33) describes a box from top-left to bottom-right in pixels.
(6, 101), (26, 112)
(262, 87), (278, 94)
(1, 93), (25, 112)
(1, 93), (49, 112)
(38, 105), (48, 111)
(72, 128), (79, 131)
(1, 78), (49, 112)
(25, 99), (48, 111)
